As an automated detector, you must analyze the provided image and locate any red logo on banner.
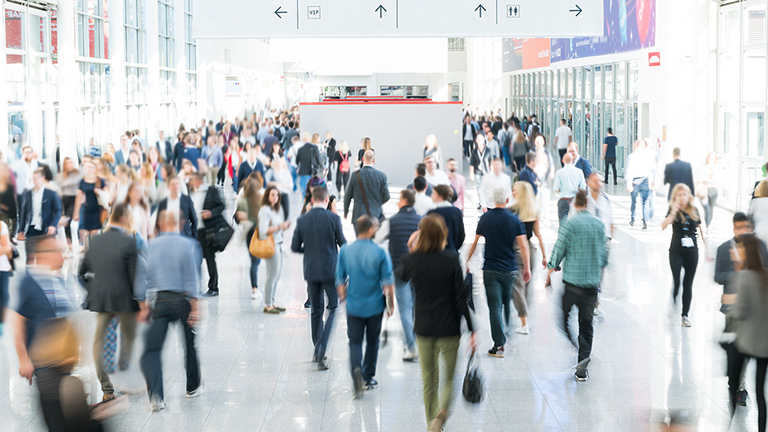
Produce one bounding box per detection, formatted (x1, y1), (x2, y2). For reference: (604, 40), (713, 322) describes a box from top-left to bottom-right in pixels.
(648, 52), (660, 67)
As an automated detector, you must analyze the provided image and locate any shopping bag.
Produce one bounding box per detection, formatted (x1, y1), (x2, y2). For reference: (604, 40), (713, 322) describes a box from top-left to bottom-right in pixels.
(462, 352), (484, 403)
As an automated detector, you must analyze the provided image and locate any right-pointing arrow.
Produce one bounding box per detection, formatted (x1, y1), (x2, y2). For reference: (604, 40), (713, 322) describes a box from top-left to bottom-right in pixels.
(569, 4), (583, 17)
(474, 4), (486, 18)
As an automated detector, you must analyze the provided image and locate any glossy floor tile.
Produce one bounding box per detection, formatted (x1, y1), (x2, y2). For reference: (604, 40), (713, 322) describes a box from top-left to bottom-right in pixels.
(0, 183), (760, 431)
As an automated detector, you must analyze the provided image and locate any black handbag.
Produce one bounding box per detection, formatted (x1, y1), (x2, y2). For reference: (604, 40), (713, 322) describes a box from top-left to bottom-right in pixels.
(205, 216), (234, 253)
(462, 352), (484, 403)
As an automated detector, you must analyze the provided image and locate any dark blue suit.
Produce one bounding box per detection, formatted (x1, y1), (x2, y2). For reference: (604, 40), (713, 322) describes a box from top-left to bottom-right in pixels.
(664, 159), (695, 200)
(518, 165), (538, 195)
(236, 160), (265, 192)
(23, 188), (62, 237)
(172, 142), (185, 172)
(427, 206), (466, 252)
(156, 139), (172, 162)
(291, 207), (347, 362)
(154, 195), (198, 238)
(574, 157), (593, 180)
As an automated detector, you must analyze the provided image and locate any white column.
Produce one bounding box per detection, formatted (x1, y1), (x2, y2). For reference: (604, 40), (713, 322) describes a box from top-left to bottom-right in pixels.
(109, 0), (127, 136)
(173, 2), (188, 125)
(146, 0), (161, 140)
(0, 2), (8, 156)
(57, 0), (80, 164)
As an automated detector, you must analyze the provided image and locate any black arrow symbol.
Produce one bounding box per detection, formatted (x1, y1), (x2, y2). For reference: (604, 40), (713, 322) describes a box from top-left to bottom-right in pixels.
(375, 4), (387, 18)
(570, 4), (582, 17)
(474, 4), (486, 18)
(275, 6), (287, 18)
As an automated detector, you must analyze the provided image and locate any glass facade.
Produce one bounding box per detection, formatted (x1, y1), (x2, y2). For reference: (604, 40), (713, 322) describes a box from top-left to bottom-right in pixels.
(511, 61), (639, 178)
(718, 0), (768, 211)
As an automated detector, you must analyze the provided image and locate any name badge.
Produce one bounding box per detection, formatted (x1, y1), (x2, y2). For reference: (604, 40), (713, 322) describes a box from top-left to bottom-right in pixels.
(681, 237), (695, 248)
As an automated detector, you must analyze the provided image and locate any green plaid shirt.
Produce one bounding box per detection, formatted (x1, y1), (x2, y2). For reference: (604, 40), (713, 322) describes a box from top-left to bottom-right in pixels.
(547, 211), (608, 288)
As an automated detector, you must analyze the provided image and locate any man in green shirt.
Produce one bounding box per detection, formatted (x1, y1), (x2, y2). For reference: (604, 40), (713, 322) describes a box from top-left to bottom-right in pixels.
(547, 190), (607, 382)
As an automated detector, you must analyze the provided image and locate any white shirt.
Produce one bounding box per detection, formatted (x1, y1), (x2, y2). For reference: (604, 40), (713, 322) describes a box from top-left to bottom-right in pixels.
(463, 125), (473, 141)
(625, 147), (657, 184)
(166, 194), (181, 222)
(31, 187), (45, 230)
(486, 139), (500, 160)
(413, 192), (435, 216)
(13, 160), (37, 194)
(425, 169), (451, 186)
(191, 185), (208, 229)
(480, 172), (512, 210)
(555, 125), (572, 150)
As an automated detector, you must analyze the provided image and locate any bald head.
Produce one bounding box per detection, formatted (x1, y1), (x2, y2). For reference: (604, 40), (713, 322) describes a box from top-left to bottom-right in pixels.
(158, 210), (180, 233)
(363, 150), (375, 164)
(562, 153), (573, 165)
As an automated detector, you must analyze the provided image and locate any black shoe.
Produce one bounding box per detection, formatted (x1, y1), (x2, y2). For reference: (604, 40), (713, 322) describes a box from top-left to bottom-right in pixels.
(303, 299), (311, 308)
(352, 368), (364, 399)
(737, 389), (748, 407)
(205, 290), (219, 297)
(642, 222), (648, 230)
(614, 182), (618, 185)
(318, 356), (330, 371)
(574, 367), (589, 382)
(365, 378), (379, 390)
(487, 346), (505, 358)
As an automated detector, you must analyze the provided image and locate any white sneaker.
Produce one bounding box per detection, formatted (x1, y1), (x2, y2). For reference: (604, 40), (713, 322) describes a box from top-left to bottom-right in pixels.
(402, 348), (418, 362)
(150, 396), (166, 412)
(251, 289), (260, 300)
(516, 325), (529, 335)
(681, 316), (692, 327)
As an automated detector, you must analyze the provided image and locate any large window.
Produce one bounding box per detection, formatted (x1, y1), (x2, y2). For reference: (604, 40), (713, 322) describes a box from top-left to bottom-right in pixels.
(76, 0), (109, 59)
(158, 0), (174, 68)
(184, 0), (196, 71)
(125, 0), (146, 64)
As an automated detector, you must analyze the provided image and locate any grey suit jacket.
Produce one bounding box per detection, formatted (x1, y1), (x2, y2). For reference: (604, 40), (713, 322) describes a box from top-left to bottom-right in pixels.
(344, 166), (390, 222)
(79, 228), (139, 312)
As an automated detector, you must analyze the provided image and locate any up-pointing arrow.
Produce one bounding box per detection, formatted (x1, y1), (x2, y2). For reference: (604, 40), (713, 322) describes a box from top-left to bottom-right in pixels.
(375, 4), (387, 18)
(474, 4), (486, 18)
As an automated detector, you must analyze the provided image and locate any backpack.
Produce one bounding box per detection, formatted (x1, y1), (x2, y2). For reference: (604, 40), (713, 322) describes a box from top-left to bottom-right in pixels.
(339, 152), (350, 173)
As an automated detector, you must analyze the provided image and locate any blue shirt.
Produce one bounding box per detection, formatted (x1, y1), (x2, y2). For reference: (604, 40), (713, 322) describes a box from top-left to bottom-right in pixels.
(201, 145), (223, 168)
(183, 146), (202, 167)
(476, 208), (526, 272)
(604, 136), (618, 158)
(336, 239), (394, 319)
(136, 232), (202, 301)
(518, 166), (538, 195)
(554, 164), (587, 198)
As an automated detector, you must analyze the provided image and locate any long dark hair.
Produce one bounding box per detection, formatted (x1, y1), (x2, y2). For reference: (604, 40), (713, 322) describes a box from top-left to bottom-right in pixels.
(261, 185), (282, 212)
(737, 234), (768, 279)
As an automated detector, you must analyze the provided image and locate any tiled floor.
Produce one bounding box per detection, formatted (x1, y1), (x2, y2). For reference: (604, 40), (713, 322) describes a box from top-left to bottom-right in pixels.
(0, 181), (761, 431)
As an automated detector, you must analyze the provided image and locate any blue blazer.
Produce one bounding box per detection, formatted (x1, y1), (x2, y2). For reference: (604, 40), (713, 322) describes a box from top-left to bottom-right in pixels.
(664, 159), (695, 199)
(574, 157), (593, 179)
(155, 195), (198, 238)
(23, 188), (62, 234)
(237, 161), (265, 190)
(427, 206), (466, 252)
(518, 166), (539, 195)
(291, 207), (347, 283)
(114, 149), (126, 166)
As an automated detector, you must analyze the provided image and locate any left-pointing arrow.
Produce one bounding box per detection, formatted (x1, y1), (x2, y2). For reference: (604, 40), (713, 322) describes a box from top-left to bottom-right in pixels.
(375, 5), (387, 18)
(275, 6), (287, 18)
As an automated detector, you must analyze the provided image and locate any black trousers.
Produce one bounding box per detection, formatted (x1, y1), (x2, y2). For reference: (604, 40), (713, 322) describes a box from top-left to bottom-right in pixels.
(727, 347), (768, 432)
(513, 156), (526, 173)
(62, 195), (76, 241)
(604, 157), (617, 184)
(562, 283), (598, 364)
(463, 140), (474, 158)
(308, 280), (338, 361)
(558, 149), (568, 167)
(669, 247), (698, 317)
(347, 312), (383, 382)
(336, 171), (350, 195)
(280, 192), (290, 221)
(197, 229), (218, 291)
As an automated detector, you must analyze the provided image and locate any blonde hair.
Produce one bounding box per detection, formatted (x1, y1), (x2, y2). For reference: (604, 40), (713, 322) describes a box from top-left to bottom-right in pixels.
(362, 137), (372, 151)
(510, 181), (537, 222)
(414, 214), (448, 254)
(756, 179), (768, 198)
(669, 184), (700, 222)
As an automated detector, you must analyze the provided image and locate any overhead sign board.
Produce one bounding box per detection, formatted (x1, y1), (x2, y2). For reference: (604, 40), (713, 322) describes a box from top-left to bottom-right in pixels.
(193, 0), (603, 39)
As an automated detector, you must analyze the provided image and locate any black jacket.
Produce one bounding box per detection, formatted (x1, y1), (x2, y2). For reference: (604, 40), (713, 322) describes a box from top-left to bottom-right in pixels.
(296, 143), (322, 176)
(155, 194), (197, 238)
(397, 249), (474, 337)
(663, 159), (695, 199)
(291, 207), (346, 282)
(427, 205), (465, 252)
(79, 228), (139, 312)
(462, 124), (477, 142)
(384, 206), (421, 272)
(22, 188), (63, 234)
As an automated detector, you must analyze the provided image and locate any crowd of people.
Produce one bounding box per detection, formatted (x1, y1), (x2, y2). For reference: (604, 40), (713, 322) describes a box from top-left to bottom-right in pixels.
(1, 105), (768, 432)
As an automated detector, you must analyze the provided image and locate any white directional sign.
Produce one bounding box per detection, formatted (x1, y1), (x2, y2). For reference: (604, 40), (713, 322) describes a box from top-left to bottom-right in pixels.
(193, 0), (603, 39)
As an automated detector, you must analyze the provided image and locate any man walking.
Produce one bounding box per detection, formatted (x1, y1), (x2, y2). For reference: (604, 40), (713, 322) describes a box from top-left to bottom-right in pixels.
(518, 152), (539, 195)
(12, 146), (38, 238)
(201, 135), (223, 186)
(138, 210), (203, 411)
(375, 189), (421, 362)
(479, 159), (512, 212)
(154, 175), (197, 238)
(663, 147), (695, 200)
(547, 190), (607, 382)
(291, 187), (346, 370)
(189, 173), (225, 296)
(21, 168), (62, 238)
(554, 119), (572, 165)
(79, 203), (139, 401)
(625, 140), (656, 229)
(553, 153), (586, 223)
(603, 128), (618, 185)
(446, 158), (466, 212)
(296, 132), (322, 196)
(567, 142), (593, 180)
(466, 187), (530, 358)
(343, 150), (390, 232)
(336, 215), (395, 398)
(469, 135), (492, 210)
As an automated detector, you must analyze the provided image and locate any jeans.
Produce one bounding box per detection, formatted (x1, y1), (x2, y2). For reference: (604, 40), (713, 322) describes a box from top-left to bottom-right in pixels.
(0, 271), (9, 323)
(140, 291), (200, 401)
(604, 157), (617, 184)
(562, 283), (599, 363)
(197, 229), (218, 292)
(309, 280), (338, 361)
(728, 349), (768, 432)
(483, 270), (515, 347)
(347, 312), (384, 382)
(557, 198), (572, 224)
(291, 166), (299, 192)
(299, 175), (311, 197)
(417, 335), (460, 426)
(669, 247), (699, 317)
(93, 312), (137, 393)
(263, 245), (283, 307)
(630, 178), (650, 223)
(501, 145), (511, 167)
(395, 278), (416, 350)
(463, 140), (474, 158)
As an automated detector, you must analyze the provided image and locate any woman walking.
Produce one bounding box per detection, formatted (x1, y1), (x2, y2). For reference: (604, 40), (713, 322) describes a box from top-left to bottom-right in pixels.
(56, 158), (82, 252)
(74, 160), (108, 247)
(508, 181), (547, 334)
(235, 172), (263, 300)
(661, 184), (708, 327)
(334, 141), (353, 196)
(698, 151), (719, 229)
(126, 182), (150, 241)
(258, 185), (290, 314)
(728, 233), (768, 432)
(396, 214), (476, 432)
(512, 131), (530, 173)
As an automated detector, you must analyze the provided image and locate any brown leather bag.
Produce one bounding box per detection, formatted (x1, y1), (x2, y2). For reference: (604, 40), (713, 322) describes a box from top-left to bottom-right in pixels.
(249, 229), (275, 259)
